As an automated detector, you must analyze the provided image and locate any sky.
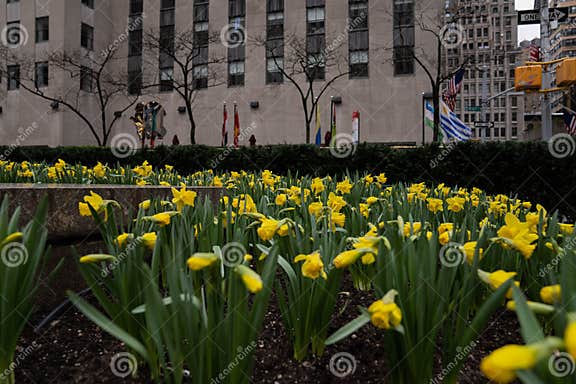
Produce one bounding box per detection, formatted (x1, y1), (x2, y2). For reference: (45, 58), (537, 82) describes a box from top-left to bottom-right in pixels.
(516, 0), (540, 42)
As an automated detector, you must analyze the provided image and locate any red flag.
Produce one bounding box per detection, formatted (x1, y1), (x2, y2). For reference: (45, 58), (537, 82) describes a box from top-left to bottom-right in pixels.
(222, 103), (228, 146)
(233, 103), (240, 148)
(529, 42), (540, 62)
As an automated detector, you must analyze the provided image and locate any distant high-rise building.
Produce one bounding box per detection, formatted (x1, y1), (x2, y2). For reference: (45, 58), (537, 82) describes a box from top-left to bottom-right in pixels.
(446, 0), (524, 140)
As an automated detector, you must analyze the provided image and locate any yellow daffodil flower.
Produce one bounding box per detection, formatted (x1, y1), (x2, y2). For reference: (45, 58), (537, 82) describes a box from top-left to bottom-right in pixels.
(480, 344), (538, 384)
(294, 252), (327, 280)
(187, 253), (219, 271)
(540, 284), (561, 304)
(235, 265), (263, 293)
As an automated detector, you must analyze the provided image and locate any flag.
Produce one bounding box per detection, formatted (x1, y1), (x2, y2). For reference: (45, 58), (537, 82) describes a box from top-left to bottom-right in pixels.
(330, 99), (337, 138)
(424, 100), (435, 131)
(352, 111), (360, 144)
(529, 42), (540, 62)
(233, 103), (240, 147)
(439, 100), (472, 142)
(563, 108), (576, 136)
(315, 103), (322, 146)
(442, 68), (465, 111)
(222, 103), (228, 146)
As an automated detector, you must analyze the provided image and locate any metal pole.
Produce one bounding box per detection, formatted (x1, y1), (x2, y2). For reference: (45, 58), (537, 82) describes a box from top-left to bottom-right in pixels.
(422, 94), (425, 146)
(541, 0), (553, 140)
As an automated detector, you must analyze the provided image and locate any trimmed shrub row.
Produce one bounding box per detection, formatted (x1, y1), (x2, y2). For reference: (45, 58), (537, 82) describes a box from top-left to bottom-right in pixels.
(1, 142), (575, 218)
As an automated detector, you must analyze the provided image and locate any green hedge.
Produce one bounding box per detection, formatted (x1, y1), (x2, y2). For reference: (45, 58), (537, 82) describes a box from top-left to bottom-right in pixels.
(1, 142), (575, 219)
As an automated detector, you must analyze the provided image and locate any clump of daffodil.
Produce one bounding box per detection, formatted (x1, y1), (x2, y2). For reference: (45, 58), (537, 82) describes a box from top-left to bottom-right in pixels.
(294, 252), (327, 280)
(480, 338), (563, 384)
(494, 213), (539, 259)
(367, 289), (403, 332)
(171, 185), (197, 212)
(142, 211), (179, 227)
(187, 253), (220, 271)
(235, 265), (263, 293)
(78, 191), (119, 221)
(333, 227), (390, 268)
(256, 217), (292, 241)
(478, 269), (519, 299)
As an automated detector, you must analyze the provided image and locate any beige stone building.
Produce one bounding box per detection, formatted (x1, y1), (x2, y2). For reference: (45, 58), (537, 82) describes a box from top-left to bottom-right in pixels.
(0, 0), (446, 148)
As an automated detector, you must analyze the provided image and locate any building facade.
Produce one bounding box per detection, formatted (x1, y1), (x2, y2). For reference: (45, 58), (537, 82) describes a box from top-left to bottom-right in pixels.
(0, 0), (444, 148)
(446, 0), (524, 141)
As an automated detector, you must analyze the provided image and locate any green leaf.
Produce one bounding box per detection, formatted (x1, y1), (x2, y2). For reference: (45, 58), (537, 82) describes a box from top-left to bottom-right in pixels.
(325, 313), (370, 346)
(516, 370), (546, 384)
(68, 291), (149, 360)
(512, 285), (545, 343)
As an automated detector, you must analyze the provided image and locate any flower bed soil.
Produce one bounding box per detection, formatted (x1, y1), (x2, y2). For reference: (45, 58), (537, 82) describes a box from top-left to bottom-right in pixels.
(15, 279), (522, 384)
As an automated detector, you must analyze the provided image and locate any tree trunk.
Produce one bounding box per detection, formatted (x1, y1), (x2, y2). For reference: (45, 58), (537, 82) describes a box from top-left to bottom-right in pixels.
(187, 103), (196, 145)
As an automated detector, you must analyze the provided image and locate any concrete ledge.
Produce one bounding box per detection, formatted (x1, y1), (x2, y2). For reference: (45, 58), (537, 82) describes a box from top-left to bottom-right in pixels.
(0, 184), (223, 241)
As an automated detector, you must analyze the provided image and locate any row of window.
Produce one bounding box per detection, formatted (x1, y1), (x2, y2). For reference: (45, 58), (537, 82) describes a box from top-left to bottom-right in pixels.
(5, 62), (93, 91)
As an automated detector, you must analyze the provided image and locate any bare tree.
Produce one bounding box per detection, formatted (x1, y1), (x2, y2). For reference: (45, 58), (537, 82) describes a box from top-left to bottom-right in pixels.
(15, 48), (139, 146)
(389, 1), (473, 142)
(257, 33), (350, 144)
(142, 29), (225, 144)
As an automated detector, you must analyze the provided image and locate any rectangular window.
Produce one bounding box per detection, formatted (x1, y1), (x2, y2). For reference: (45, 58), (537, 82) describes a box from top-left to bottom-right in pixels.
(80, 66), (93, 92)
(266, 0), (284, 84)
(228, 0), (246, 87)
(193, 0), (209, 89)
(159, 0), (175, 92)
(306, 0), (325, 81)
(128, 2), (143, 95)
(7, 65), (19, 90)
(193, 64), (208, 89)
(228, 61), (245, 86)
(130, 0), (143, 14)
(349, 0), (368, 78)
(81, 23), (94, 50)
(393, 0), (414, 76)
(35, 17), (49, 43)
(81, 0), (94, 9)
(35, 62), (48, 88)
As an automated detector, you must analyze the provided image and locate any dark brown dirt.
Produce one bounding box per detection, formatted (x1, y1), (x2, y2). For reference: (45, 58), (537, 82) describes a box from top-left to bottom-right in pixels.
(15, 281), (522, 384)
